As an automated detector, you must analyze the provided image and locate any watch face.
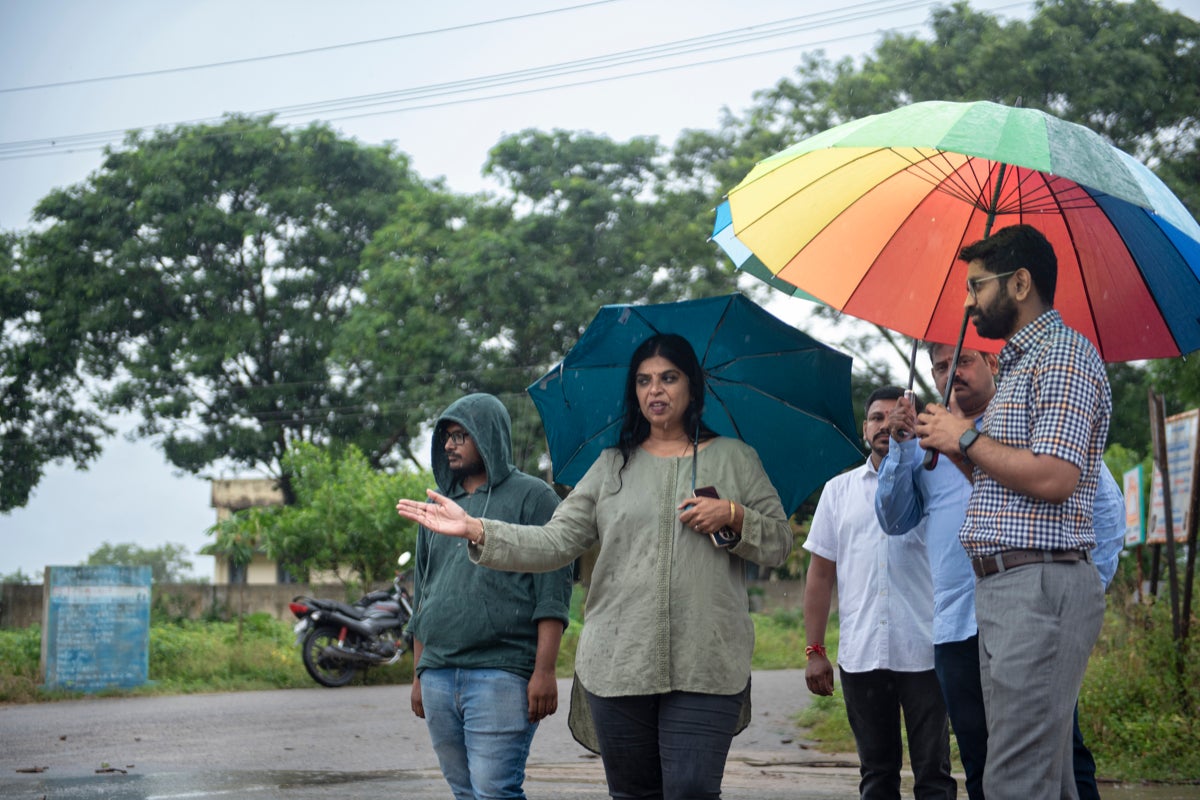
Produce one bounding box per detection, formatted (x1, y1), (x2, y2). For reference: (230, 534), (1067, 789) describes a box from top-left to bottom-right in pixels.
(959, 428), (980, 454)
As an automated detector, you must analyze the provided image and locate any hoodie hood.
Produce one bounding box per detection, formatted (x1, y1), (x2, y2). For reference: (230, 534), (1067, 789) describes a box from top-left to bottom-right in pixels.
(431, 393), (516, 494)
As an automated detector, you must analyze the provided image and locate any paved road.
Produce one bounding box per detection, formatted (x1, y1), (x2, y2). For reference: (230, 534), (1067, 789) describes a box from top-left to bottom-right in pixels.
(1, 669), (871, 799)
(2, 669), (1189, 799)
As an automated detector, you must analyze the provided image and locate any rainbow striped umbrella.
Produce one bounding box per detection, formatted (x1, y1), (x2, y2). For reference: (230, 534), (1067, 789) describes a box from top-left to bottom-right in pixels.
(713, 100), (1200, 362)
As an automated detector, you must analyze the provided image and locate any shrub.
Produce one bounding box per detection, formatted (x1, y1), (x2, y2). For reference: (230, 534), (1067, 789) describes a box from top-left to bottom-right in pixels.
(0, 625), (42, 703)
(1082, 602), (1200, 782)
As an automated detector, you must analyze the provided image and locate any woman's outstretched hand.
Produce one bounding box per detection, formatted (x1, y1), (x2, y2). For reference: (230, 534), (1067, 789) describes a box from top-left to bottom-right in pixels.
(396, 489), (475, 539)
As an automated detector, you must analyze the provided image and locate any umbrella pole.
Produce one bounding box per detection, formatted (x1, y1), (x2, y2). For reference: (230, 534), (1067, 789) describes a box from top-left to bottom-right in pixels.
(906, 337), (919, 393)
(921, 310), (970, 470)
(904, 337), (922, 447)
(921, 162), (1007, 471)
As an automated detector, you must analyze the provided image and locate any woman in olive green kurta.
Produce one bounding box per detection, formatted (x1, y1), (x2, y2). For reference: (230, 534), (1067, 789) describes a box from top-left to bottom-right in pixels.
(397, 333), (792, 799)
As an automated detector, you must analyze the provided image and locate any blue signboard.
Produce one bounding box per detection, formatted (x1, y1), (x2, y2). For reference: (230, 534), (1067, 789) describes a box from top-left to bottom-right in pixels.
(42, 565), (151, 692)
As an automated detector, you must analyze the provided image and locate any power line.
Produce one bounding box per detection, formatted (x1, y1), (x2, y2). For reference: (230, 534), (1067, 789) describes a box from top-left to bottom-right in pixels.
(0, 0), (623, 94)
(311, 19), (931, 126)
(259, 0), (950, 119)
(0, 0), (1032, 162)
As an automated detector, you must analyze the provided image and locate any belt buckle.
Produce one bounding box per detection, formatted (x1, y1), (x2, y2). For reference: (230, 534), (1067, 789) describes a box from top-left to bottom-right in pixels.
(971, 554), (998, 578)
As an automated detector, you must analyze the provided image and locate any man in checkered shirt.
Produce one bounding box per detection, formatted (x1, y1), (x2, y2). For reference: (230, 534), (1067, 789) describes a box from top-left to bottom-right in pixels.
(915, 224), (1111, 800)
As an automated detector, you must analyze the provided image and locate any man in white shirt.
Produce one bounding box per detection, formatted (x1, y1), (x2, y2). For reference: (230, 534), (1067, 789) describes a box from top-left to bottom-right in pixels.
(804, 385), (955, 799)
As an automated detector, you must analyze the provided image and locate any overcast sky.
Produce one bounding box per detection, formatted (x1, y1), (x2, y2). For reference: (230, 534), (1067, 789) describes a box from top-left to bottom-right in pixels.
(2, 0), (1196, 581)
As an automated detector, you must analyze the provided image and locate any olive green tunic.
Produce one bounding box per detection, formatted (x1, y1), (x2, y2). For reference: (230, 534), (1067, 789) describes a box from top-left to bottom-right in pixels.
(471, 437), (793, 749)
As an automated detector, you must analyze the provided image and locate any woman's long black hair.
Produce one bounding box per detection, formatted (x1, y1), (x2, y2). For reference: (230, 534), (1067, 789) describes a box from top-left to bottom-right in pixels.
(616, 333), (716, 474)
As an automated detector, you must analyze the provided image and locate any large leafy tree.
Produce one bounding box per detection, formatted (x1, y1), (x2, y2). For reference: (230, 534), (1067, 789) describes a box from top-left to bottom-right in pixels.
(330, 183), (489, 469)
(23, 116), (423, 501)
(0, 231), (111, 511)
(337, 129), (739, 476)
(742, 0), (1200, 159)
(700, 0), (1200, 448)
(1150, 356), (1200, 413)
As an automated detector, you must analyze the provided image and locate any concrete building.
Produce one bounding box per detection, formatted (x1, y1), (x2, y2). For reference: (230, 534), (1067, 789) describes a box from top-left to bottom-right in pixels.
(208, 478), (290, 584)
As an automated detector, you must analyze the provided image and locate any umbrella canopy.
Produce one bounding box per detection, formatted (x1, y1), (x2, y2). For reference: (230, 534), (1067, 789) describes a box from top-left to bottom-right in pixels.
(713, 100), (1200, 362)
(527, 293), (863, 515)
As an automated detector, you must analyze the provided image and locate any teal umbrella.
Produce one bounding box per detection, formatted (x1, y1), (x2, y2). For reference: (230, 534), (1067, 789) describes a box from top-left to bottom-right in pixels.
(527, 293), (862, 515)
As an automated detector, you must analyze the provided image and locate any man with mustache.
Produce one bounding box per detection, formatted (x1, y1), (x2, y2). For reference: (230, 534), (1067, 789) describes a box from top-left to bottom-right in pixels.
(915, 225), (1112, 800)
(803, 385), (955, 799)
(877, 343), (1124, 800)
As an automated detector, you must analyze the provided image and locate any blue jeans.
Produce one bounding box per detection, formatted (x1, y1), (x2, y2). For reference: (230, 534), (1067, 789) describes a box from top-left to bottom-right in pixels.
(420, 668), (537, 800)
(839, 668), (956, 800)
(585, 687), (747, 800)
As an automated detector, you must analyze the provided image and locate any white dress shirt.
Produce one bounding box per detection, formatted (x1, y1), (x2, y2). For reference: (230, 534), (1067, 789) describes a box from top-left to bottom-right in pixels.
(805, 458), (934, 673)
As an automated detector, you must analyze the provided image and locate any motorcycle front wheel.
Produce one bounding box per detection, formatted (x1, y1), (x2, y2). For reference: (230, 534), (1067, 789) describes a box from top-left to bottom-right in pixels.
(301, 625), (359, 688)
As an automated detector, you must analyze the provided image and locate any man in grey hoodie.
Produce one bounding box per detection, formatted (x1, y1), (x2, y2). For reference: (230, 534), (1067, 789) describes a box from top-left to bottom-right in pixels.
(406, 393), (573, 800)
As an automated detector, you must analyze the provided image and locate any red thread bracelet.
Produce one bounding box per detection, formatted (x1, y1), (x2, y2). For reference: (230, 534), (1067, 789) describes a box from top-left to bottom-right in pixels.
(804, 643), (827, 658)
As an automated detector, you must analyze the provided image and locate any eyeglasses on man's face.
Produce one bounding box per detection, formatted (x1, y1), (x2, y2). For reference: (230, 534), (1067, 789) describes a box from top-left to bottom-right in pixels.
(444, 430), (470, 446)
(931, 352), (980, 379)
(966, 270), (1018, 300)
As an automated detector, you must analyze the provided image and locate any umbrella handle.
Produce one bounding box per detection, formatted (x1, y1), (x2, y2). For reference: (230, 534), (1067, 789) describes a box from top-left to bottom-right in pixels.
(922, 448), (939, 470)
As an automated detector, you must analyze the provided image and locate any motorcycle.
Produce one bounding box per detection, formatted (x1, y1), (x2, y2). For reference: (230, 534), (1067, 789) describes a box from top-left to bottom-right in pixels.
(288, 552), (415, 687)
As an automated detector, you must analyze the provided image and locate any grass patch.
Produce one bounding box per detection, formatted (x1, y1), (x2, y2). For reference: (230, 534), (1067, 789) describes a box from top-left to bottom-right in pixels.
(750, 608), (807, 669)
(1, 613), (415, 704)
(796, 692), (855, 752)
(0, 625), (43, 703)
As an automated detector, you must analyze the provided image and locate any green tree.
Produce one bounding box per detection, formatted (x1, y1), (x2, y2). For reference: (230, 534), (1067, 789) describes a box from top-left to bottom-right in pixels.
(744, 0), (1200, 163)
(202, 519), (261, 639)
(83, 541), (196, 583)
(1106, 362), (1157, 455)
(210, 442), (429, 592)
(330, 183), (489, 470)
(482, 129), (733, 316)
(0, 230), (111, 511)
(1150, 356), (1200, 414)
(0, 568), (37, 584)
(23, 116), (423, 502)
(338, 129), (739, 477)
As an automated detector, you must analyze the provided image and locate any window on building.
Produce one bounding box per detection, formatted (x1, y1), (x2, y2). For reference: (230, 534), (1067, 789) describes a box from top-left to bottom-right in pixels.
(228, 562), (247, 585)
(276, 564), (299, 584)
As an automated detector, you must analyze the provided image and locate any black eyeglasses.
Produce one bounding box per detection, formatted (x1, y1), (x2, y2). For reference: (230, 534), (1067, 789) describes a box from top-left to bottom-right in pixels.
(444, 430), (470, 445)
(966, 270), (1018, 299)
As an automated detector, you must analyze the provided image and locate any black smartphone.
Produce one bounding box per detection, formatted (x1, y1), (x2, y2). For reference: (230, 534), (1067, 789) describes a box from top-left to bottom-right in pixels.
(694, 486), (740, 548)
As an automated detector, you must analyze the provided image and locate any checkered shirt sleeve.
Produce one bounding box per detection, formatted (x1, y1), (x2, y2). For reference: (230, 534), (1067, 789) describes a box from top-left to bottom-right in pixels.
(960, 311), (1112, 557)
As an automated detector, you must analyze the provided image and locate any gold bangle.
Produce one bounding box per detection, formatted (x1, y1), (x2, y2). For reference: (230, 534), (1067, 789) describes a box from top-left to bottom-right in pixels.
(729, 500), (736, 524)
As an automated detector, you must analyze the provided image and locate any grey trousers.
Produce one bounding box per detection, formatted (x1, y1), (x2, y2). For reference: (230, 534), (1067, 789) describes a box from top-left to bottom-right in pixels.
(975, 559), (1104, 800)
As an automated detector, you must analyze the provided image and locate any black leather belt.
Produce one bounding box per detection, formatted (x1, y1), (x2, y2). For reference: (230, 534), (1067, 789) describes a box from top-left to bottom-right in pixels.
(971, 548), (1090, 578)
